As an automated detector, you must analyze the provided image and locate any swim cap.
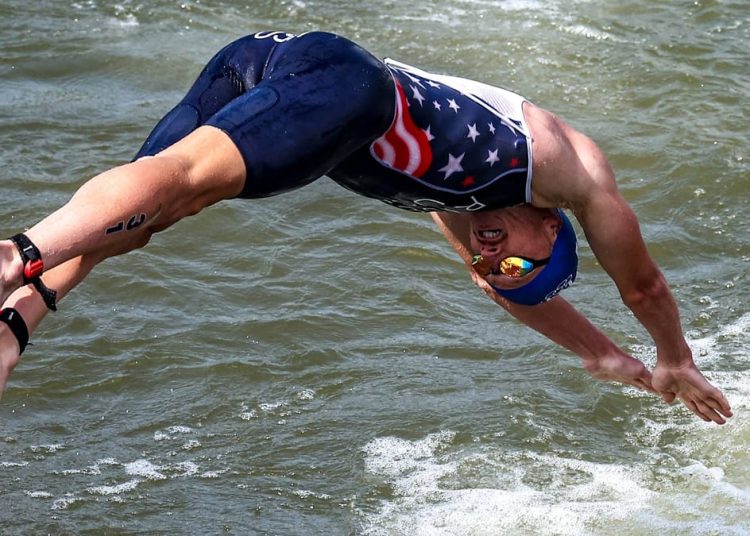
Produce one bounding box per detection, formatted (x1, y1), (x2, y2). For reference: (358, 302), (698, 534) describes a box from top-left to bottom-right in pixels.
(492, 209), (578, 306)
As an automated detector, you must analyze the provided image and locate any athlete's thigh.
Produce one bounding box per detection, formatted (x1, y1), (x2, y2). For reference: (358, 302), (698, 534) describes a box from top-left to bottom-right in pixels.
(208, 31), (395, 198)
(134, 32), (289, 160)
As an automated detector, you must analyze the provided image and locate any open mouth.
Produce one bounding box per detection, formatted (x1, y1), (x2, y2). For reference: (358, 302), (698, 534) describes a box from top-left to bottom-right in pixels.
(476, 229), (503, 242)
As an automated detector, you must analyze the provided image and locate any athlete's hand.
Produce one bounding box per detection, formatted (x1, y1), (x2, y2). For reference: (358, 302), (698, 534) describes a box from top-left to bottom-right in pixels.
(581, 352), (656, 394)
(652, 361), (732, 424)
(0, 323), (21, 399)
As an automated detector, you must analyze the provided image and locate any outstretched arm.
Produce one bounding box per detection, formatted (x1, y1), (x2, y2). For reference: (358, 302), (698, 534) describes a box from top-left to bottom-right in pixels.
(431, 211), (730, 424)
(431, 212), (655, 393)
(521, 103), (732, 423)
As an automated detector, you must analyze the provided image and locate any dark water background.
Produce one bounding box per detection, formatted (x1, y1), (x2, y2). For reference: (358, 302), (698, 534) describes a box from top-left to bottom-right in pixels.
(1, 1), (748, 534)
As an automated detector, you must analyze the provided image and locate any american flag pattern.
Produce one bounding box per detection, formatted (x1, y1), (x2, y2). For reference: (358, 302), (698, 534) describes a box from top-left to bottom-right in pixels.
(369, 60), (531, 201)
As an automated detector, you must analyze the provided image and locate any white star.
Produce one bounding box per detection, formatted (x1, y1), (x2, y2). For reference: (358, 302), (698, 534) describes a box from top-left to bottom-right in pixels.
(433, 100), (442, 111)
(405, 72), (425, 87)
(410, 85), (425, 106)
(447, 98), (460, 113)
(423, 125), (435, 141)
(427, 80), (441, 88)
(488, 122), (496, 134)
(467, 123), (480, 142)
(485, 149), (500, 166)
(438, 153), (465, 180)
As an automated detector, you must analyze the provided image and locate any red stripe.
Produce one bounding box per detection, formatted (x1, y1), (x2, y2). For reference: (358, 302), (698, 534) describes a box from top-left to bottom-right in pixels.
(394, 84), (432, 177)
(372, 82), (433, 178)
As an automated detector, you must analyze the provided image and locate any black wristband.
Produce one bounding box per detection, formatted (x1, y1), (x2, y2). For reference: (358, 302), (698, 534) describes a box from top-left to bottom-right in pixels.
(0, 308), (29, 354)
(8, 233), (57, 311)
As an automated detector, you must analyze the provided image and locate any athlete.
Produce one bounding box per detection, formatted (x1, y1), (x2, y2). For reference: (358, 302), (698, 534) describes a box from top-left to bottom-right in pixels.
(0, 31), (732, 424)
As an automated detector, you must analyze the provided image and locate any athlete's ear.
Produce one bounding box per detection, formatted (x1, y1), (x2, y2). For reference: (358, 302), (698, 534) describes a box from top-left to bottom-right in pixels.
(541, 210), (562, 241)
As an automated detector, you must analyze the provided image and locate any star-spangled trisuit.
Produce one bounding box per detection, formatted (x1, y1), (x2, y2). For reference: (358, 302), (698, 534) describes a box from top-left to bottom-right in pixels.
(365, 59), (532, 210)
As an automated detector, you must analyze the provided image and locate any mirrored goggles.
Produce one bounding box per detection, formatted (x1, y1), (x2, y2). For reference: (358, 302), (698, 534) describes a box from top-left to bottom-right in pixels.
(472, 254), (551, 278)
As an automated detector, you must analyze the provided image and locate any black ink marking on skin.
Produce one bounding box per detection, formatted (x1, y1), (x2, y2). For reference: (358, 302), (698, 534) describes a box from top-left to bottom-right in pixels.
(105, 222), (124, 235)
(105, 213), (147, 235)
(126, 213), (146, 231)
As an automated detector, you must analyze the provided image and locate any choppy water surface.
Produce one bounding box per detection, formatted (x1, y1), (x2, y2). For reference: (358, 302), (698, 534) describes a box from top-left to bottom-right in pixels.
(1, 1), (748, 534)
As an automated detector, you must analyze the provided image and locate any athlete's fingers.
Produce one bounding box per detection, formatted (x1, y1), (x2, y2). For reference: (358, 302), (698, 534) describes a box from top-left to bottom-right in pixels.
(684, 399), (710, 422)
(712, 392), (733, 417)
(693, 399), (727, 425)
(704, 395), (733, 419)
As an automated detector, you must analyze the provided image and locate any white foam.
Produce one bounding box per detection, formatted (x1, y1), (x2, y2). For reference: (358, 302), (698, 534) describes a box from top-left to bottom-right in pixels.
(166, 425), (193, 434)
(200, 469), (228, 479)
(124, 459), (167, 481)
(293, 489), (332, 500)
(687, 312), (750, 363)
(362, 434), (656, 536)
(24, 490), (53, 499)
(297, 388), (316, 401)
(239, 409), (258, 420)
(564, 24), (614, 41)
(29, 443), (64, 454)
(154, 425), (194, 441)
(259, 401), (286, 412)
(239, 402), (258, 421)
(168, 461), (199, 477)
(86, 479), (141, 496)
(51, 495), (85, 510)
(0, 461), (28, 468)
(361, 324), (750, 536)
(181, 439), (201, 451)
(60, 457), (119, 476)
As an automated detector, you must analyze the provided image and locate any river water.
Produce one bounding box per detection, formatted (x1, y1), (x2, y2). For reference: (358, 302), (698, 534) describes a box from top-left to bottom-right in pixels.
(1, 1), (748, 534)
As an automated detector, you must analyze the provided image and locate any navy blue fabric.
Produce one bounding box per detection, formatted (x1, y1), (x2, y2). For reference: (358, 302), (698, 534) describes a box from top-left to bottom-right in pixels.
(135, 31), (395, 199)
(134, 32), (280, 160)
(329, 63), (529, 212)
(132, 31), (578, 304)
(133, 31), (532, 210)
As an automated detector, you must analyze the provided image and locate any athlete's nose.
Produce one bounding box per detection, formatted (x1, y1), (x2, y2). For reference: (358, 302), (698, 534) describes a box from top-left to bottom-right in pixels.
(479, 243), (502, 259)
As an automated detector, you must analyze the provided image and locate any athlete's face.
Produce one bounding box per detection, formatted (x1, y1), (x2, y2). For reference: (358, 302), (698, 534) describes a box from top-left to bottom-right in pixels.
(468, 206), (561, 290)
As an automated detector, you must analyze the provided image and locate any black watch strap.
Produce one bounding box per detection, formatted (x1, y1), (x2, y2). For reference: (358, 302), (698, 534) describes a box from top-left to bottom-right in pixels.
(0, 308), (29, 354)
(9, 233), (57, 311)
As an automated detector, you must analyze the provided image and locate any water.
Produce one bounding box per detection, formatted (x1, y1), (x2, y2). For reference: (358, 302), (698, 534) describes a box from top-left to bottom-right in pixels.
(1, 0), (748, 534)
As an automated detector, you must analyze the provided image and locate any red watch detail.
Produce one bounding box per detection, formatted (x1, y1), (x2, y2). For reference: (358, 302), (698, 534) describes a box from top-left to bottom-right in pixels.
(23, 258), (44, 280)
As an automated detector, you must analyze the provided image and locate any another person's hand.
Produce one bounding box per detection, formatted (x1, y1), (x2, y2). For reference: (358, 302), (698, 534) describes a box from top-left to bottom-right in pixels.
(652, 360), (732, 424)
(0, 324), (21, 398)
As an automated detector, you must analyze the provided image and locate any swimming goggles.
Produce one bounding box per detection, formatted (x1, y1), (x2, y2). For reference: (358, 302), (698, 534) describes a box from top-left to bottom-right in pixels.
(472, 254), (550, 278)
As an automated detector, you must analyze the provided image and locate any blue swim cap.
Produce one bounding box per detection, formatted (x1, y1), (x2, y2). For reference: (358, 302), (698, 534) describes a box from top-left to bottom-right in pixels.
(492, 209), (578, 306)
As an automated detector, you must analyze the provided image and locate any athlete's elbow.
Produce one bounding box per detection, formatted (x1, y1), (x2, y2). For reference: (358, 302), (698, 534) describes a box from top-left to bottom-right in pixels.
(619, 271), (670, 310)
